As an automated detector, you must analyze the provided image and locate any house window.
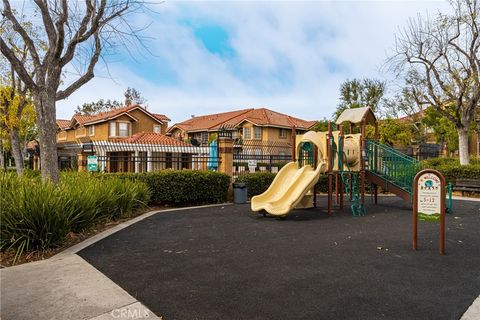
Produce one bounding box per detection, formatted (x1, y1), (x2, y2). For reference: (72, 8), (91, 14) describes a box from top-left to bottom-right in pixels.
(58, 130), (67, 141)
(279, 128), (287, 138)
(243, 127), (251, 139)
(153, 125), (161, 133)
(201, 132), (209, 144)
(75, 126), (86, 137)
(109, 122), (116, 137)
(89, 125), (95, 136)
(118, 122), (129, 137)
(254, 126), (262, 140)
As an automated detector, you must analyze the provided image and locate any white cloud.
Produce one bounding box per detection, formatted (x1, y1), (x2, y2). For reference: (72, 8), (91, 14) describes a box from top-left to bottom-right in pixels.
(56, 0), (449, 123)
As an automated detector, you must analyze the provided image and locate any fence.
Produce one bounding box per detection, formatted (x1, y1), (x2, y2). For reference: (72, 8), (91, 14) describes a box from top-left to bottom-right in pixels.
(232, 139), (293, 179)
(394, 143), (442, 161)
(69, 138), (332, 178)
(79, 141), (221, 173)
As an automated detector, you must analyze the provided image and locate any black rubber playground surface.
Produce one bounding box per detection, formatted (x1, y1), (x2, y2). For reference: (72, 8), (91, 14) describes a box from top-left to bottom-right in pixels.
(79, 197), (480, 320)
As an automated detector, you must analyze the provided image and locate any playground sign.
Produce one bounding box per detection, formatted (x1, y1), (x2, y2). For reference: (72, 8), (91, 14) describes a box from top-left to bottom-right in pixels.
(87, 155), (98, 172)
(413, 169), (446, 255)
(248, 160), (257, 172)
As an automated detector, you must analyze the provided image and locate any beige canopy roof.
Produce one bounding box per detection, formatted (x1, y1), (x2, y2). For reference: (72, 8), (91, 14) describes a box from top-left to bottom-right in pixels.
(335, 107), (376, 126)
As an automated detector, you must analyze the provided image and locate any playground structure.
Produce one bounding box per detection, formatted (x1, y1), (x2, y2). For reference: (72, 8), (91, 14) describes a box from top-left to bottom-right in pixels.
(252, 107), (444, 217)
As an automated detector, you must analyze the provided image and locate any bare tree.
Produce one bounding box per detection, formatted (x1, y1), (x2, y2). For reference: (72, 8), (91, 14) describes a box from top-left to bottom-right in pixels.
(388, 0), (480, 165)
(1, 0), (145, 182)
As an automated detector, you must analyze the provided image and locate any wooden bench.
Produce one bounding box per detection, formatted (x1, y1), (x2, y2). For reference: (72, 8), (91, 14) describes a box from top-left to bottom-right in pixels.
(453, 178), (480, 195)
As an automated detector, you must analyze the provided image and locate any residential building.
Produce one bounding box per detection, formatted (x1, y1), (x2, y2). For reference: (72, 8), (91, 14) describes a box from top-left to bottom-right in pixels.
(50, 104), (204, 172)
(167, 108), (318, 146)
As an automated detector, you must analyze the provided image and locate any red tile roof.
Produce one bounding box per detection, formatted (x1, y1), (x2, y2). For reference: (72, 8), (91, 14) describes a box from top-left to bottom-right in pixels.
(169, 109), (252, 133)
(75, 105), (142, 125)
(168, 108), (317, 133)
(230, 108), (318, 130)
(397, 109), (426, 123)
(121, 132), (191, 146)
(56, 119), (70, 129)
(153, 113), (171, 122)
(61, 105), (169, 128)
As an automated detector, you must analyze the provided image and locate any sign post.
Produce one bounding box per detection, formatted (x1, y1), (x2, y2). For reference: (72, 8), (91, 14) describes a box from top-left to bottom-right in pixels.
(87, 155), (98, 172)
(412, 169), (446, 255)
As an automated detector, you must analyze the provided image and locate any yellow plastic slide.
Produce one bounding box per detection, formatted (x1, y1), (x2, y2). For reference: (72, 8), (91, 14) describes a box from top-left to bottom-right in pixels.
(251, 131), (328, 216)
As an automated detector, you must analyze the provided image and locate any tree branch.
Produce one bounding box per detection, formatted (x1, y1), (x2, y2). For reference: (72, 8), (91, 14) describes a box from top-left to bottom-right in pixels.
(60, 0), (105, 67)
(56, 33), (101, 100)
(2, 0), (41, 69)
(32, 0), (56, 46)
(0, 38), (37, 90)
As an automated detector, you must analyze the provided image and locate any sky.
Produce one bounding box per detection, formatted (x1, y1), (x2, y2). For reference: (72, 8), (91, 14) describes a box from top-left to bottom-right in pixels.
(56, 1), (450, 124)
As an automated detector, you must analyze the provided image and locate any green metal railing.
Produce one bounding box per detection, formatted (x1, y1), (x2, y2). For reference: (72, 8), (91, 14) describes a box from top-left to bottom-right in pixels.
(365, 140), (422, 194)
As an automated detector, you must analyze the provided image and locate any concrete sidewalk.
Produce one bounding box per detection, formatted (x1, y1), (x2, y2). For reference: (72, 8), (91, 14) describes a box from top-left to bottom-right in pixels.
(0, 254), (159, 320)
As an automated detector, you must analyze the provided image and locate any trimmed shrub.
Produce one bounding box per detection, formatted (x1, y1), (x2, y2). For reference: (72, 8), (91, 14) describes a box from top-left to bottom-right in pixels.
(236, 172), (276, 198)
(236, 172), (367, 198)
(0, 172), (150, 260)
(315, 175), (330, 193)
(423, 157), (480, 182)
(103, 170), (231, 205)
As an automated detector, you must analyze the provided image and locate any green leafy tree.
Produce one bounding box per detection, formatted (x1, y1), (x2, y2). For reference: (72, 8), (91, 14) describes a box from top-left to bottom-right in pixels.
(75, 99), (122, 115)
(334, 78), (386, 120)
(75, 87), (146, 115)
(0, 12), (41, 173)
(421, 107), (477, 153)
(313, 118), (329, 132)
(0, 86), (37, 173)
(377, 119), (416, 147)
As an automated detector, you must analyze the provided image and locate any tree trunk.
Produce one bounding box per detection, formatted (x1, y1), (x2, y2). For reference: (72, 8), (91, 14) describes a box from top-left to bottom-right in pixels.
(457, 127), (470, 166)
(34, 90), (59, 183)
(0, 141), (5, 171)
(10, 127), (24, 174)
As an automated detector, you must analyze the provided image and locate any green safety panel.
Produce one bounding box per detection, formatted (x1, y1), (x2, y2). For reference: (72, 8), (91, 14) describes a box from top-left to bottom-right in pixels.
(298, 142), (315, 168)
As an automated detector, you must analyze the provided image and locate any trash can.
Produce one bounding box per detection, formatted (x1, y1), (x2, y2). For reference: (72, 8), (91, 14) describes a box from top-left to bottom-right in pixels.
(233, 182), (248, 204)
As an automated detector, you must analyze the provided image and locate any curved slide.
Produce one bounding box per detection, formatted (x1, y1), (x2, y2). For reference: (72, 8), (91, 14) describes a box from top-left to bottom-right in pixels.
(251, 160), (327, 216)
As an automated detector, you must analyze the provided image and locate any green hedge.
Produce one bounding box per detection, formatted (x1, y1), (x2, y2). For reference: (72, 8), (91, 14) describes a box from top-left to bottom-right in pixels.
(103, 170), (231, 205)
(236, 172), (276, 198)
(423, 157), (480, 182)
(0, 172), (150, 260)
(236, 172), (331, 198)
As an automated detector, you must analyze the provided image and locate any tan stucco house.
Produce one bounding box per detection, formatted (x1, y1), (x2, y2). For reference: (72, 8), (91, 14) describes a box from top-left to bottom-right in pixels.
(49, 104), (201, 172)
(167, 108), (318, 146)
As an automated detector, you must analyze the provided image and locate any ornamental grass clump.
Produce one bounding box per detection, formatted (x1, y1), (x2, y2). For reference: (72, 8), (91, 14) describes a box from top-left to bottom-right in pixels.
(0, 172), (150, 261)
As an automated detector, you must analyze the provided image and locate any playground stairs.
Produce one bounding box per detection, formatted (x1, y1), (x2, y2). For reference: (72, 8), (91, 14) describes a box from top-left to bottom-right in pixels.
(364, 140), (422, 203)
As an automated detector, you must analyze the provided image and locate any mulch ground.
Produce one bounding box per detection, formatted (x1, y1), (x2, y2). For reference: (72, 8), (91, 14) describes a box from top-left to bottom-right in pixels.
(79, 196), (480, 320)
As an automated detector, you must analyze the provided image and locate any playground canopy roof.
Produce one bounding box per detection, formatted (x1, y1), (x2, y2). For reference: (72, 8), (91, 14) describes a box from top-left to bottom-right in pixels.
(335, 107), (376, 126)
